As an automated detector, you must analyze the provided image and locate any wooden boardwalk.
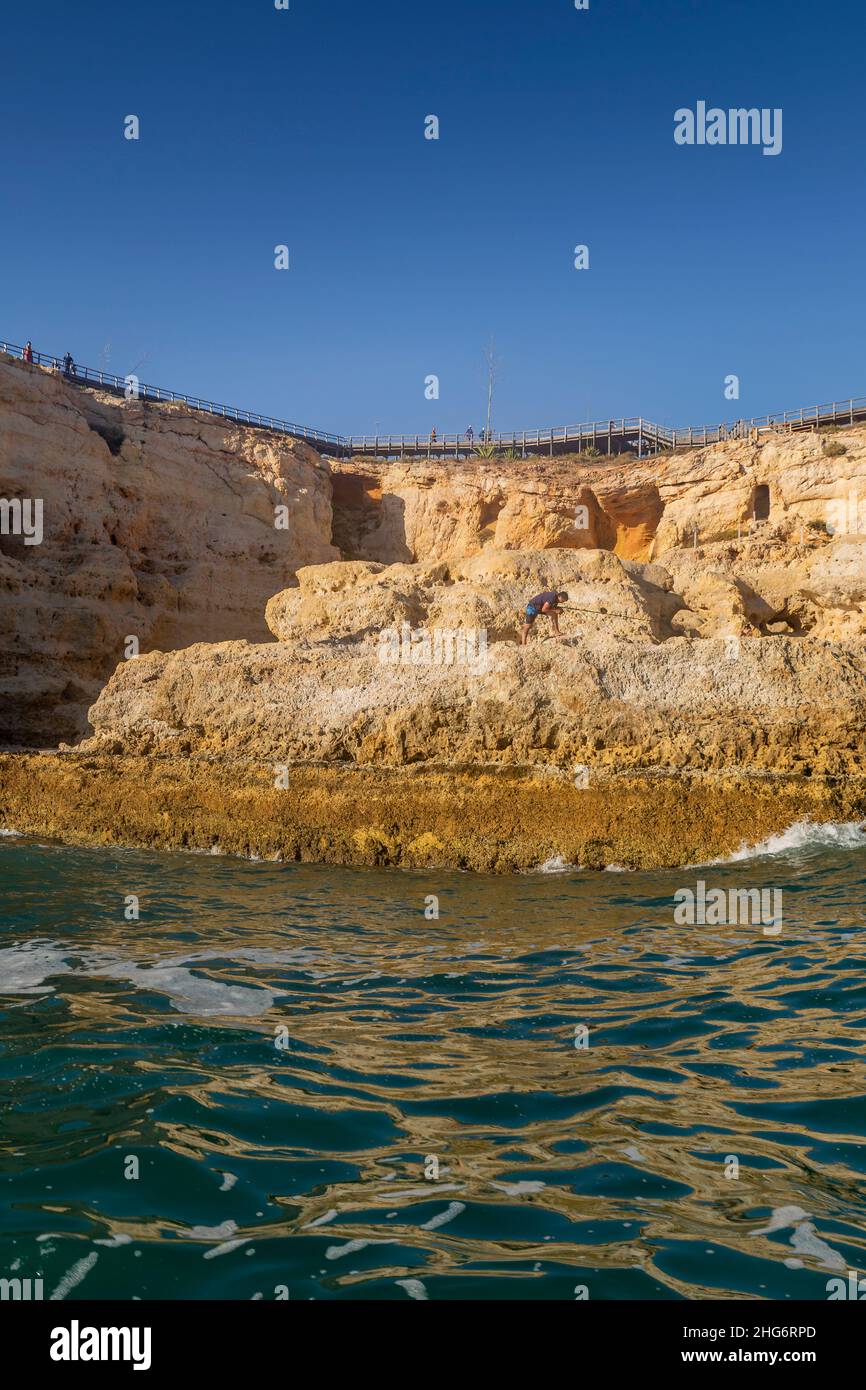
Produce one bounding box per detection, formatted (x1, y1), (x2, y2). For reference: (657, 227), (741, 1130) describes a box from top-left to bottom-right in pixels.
(345, 403), (866, 459)
(4, 339), (865, 461)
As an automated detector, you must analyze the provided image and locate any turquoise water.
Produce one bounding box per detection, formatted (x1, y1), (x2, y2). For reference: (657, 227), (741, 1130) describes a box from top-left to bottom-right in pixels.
(2, 826), (866, 1301)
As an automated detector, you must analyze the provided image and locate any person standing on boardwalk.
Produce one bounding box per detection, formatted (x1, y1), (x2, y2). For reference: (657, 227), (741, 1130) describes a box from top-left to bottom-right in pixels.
(22, 341), (33, 363)
(520, 590), (569, 646)
(62, 352), (75, 377)
(466, 425), (474, 445)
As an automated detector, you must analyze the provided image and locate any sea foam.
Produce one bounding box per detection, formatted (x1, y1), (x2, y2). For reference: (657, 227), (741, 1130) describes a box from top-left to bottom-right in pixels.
(707, 818), (866, 865)
(532, 855), (578, 874)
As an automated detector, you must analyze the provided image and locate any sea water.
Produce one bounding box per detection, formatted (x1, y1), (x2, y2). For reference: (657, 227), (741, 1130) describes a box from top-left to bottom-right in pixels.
(1, 824), (865, 1301)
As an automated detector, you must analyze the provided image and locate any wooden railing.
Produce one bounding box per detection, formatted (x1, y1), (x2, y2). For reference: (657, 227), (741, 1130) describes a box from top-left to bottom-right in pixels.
(0, 338), (344, 451)
(3, 337), (864, 460)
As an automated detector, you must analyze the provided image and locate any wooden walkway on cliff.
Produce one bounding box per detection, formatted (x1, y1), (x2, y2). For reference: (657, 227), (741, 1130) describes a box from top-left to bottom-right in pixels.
(4, 337), (866, 461)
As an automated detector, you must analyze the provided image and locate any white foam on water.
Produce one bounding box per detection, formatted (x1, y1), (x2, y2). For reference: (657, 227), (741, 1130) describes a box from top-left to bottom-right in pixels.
(704, 819), (866, 866)
(621, 1146), (645, 1162)
(325, 1238), (389, 1261)
(421, 1201), (465, 1231)
(87, 958), (277, 1017)
(753, 1205), (809, 1235)
(1, 941), (282, 1016)
(0, 943), (72, 995)
(396, 1278), (428, 1301)
(218, 1172), (238, 1193)
(304, 1209), (338, 1228)
(179, 1220), (238, 1241)
(491, 1180), (545, 1196)
(585, 819), (866, 873)
(203, 1238), (251, 1260)
(94, 1233), (132, 1248)
(0, 828), (21, 837)
(50, 1252), (98, 1300)
(789, 1221), (846, 1272)
(532, 856), (578, 875)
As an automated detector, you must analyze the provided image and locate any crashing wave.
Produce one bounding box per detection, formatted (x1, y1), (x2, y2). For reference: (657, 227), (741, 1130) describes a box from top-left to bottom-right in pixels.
(532, 855), (578, 874)
(709, 818), (866, 865)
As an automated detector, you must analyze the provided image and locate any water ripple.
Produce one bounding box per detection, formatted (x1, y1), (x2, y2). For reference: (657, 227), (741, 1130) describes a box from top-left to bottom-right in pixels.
(1, 834), (865, 1300)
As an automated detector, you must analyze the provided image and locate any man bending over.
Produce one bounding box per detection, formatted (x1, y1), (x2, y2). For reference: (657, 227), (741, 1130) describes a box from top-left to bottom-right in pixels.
(520, 590), (568, 645)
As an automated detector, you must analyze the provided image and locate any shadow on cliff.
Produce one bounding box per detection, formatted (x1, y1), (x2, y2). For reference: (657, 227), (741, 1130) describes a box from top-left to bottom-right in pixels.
(330, 472), (411, 562)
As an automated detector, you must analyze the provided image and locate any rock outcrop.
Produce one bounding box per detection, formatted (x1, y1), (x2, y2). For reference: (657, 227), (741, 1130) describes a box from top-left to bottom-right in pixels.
(2, 361), (866, 871)
(73, 541), (866, 775)
(263, 547), (679, 648)
(0, 356), (338, 744)
(330, 455), (664, 563)
(2, 539), (864, 871)
(329, 424), (866, 568)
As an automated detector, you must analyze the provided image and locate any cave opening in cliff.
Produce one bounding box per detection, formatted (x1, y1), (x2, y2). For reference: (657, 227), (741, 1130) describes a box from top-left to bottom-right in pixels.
(87, 418), (126, 456)
(753, 483), (770, 521)
(330, 471), (384, 558)
(478, 496), (504, 536)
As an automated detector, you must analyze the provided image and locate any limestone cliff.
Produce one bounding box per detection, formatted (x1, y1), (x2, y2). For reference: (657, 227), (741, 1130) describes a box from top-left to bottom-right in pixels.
(2, 540), (865, 871)
(0, 356), (337, 744)
(329, 424), (866, 567)
(2, 363), (866, 871)
(77, 547), (866, 779)
(330, 454), (663, 563)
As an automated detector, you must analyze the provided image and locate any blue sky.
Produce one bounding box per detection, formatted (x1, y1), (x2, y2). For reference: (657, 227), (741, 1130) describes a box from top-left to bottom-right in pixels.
(2, 0), (863, 437)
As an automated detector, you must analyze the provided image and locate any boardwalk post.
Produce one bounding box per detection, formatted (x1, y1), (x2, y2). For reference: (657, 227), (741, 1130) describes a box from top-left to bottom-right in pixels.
(12, 336), (866, 461)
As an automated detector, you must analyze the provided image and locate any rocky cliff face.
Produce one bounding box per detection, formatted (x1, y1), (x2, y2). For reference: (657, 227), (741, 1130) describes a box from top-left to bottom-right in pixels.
(330, 455), (664, 563)
(2, 536), (864, 871)
(4, 352), (865, 749)
(330, 424), (866, 566)
(2, 364), (865, 871)
(0, 356), (337, 744)
(77, 542), (866, 779)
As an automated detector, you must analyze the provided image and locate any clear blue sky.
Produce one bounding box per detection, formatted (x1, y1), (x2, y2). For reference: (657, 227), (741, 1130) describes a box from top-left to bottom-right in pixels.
(2, 0), (863, 437)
